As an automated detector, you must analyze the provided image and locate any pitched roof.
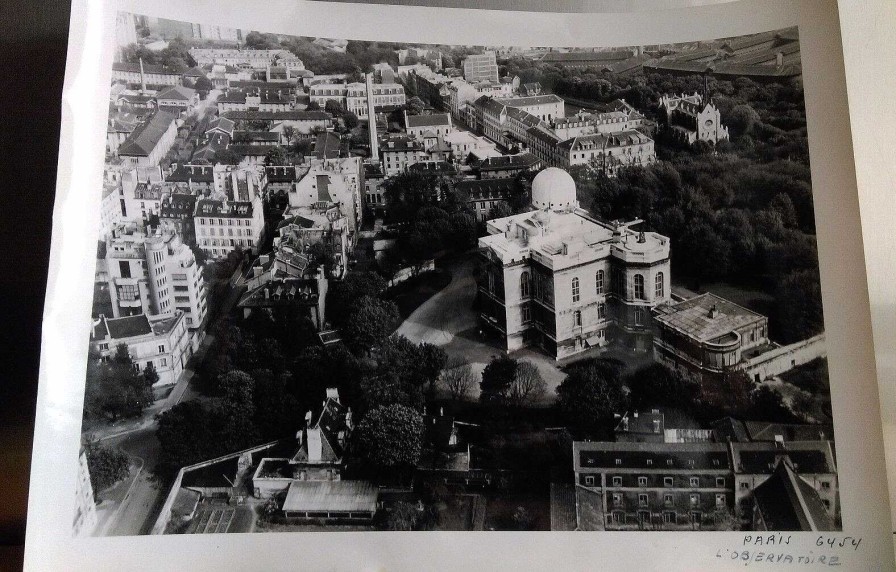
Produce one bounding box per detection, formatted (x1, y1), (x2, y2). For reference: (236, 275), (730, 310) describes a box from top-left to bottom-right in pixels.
(282, 480), (378, 514)
(405, 113), (451, 128)
(574, 441), (731, 472)
(112, 61), (181, 76)
(540, 50), (634, 63)
(752, 460), (836, 531)
(478, 152), (539, 171)
(454, 178), (518, 201)
(497, 94), (564, 107)
(206, 117), (235, 136)
(156, 85), (196, 101)
(222, 110), (332, 122)
(312, 131), (341, 159)
(105, 314), (153, 339)
(118, 111), (177, 157)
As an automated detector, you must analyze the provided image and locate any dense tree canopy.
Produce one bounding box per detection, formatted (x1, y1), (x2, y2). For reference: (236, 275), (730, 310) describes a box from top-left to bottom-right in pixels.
(83, 344), (155, 421)
(83, 441), (130, 494)
(355, 404), (424, 468)
(556, 359), (628, 437)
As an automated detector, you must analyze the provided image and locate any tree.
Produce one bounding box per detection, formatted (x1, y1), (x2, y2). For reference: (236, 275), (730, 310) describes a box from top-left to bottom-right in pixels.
(83, 344), (155, 421)
(155, 401), (218, 481)
(244, 31), (279, 50)
(385, 501), (421, 531)
(625, 363), (701, 414)
(193, 76), (213, 94)
(486, 201), (513, 221)
(441, 356), (477, 401)
(728, 104), (761, 138)
(324, 99), (345, 115)
(342, 111), (359, 131)
(356, 404), (424, 468)
(306, 100), (321, 111)
(479, 355), (518, 405)
(143, 361), (160, 388)
(329, 271), (388, 325)
(264, 146), (289, 166)
(343, 296), (400, 352)
(556, 359), (627, 436)
(83, 441), (130, 494)
(506, 361), (546, 408)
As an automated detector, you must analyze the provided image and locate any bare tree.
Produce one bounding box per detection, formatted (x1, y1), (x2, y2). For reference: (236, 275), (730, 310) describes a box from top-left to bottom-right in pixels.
(506, 361), (546, 408)
(441, 356), (477, 401)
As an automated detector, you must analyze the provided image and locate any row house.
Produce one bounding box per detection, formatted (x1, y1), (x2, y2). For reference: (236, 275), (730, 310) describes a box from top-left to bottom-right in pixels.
(553, 130), (656, 175)
(217, 88), (295, 113)
(117, 110), (179, 168)
(380, 136), (426, 175)
(111, 61), (182, 87)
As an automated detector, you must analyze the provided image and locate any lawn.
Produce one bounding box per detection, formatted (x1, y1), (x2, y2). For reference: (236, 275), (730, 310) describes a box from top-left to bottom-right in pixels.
(385, 270), (452, 323)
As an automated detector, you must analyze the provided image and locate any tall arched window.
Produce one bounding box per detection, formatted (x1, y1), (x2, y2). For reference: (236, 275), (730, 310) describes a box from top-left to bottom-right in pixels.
(520, 272), (530, 298)
(655, 272), (664, 299)
(634, 274), (645, 300)
(571, 277), (580, 303)
(596, 269), (605, 295)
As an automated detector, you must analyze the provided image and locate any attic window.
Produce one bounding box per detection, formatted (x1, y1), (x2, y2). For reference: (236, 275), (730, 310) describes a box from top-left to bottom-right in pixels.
(615, 458), (622, 465)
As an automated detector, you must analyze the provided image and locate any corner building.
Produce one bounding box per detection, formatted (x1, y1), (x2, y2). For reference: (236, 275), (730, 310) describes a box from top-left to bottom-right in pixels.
(477, 168), (671, 359)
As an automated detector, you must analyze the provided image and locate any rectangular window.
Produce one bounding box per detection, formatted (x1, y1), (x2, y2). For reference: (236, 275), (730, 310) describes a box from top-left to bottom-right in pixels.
(689, 494), (699, 507)
(521, 305), (531, 324)
(584, 476), (595, 486)
(820, 481), (830, 489)
(715, 494), (726, 508)
(689, 477), (699, 487)
(118, 260), (131, 278)
(664, 494), (673, 505)
(634, 307), (645, 325)
(740, 481), (750, 490)
(715, 477), (725, 487)
(160, 358), (167, 366)
(612, 476), (622, 486)
(638, 494), (648, 508)
(663, 477), (673, 487)
(573, 310), (582, 327)
(638, 476), (648, 486)
(663, 511), (676, 524)
(612, 494), (622, 508)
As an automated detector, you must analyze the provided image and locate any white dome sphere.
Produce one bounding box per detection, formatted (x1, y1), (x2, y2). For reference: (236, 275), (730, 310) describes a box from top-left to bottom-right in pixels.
(531, 167), (577, 211)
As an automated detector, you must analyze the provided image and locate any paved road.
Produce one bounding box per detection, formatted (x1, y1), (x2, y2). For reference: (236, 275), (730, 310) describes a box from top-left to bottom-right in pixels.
(395, 258), (478, 346)
(395, 257), (567, 402)
(102, 429), (164, 536)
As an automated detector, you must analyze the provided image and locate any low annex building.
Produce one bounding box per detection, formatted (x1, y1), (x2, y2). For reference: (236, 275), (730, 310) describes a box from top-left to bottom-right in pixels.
(477, 167), (671, 359)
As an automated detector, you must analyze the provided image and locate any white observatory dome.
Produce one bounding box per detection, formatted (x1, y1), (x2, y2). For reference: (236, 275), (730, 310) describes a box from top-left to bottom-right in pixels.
(531, 167), (577, 211)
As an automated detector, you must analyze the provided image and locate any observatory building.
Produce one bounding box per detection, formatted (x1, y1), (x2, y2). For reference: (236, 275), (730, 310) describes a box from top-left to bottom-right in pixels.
(477, 167), (672, 359)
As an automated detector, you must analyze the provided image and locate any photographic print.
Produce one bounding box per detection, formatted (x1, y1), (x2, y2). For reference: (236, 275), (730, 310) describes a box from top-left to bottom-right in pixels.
(76, 12), (837, 537)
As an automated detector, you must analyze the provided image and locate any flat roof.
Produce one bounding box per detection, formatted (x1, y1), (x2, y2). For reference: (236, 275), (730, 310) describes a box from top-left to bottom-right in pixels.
(653, 292), (765, 343)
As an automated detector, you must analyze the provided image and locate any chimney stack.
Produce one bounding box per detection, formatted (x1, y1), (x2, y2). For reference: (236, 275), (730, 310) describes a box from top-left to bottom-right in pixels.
(139, 58), (147, 93)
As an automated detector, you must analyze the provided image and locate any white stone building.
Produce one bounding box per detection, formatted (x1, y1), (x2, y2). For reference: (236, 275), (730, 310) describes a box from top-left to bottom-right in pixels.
(477, 168), (671, 359)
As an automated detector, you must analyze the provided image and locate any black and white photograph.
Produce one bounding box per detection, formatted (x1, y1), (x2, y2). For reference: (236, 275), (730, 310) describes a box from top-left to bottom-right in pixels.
(70, 11), (843, 539)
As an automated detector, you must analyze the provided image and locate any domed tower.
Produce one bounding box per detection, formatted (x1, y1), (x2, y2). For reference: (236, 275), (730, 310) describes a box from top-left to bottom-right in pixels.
(531, 167), (578, 211)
